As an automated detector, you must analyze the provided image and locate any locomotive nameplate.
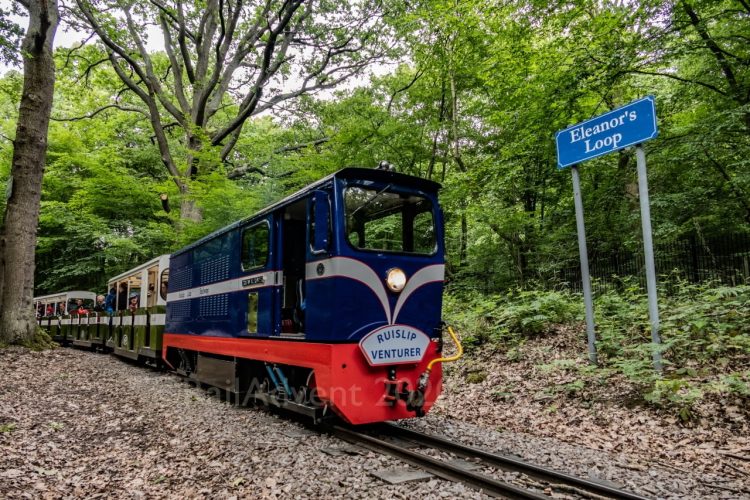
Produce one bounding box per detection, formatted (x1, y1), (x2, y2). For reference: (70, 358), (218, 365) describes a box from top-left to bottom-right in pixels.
(359, 324), (430, 366)
(242, 276), (265, 287)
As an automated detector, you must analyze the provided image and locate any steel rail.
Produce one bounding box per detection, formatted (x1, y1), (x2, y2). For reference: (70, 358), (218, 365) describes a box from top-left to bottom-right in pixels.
(383, 423), (650, 500)
(328, 424), (549, 499)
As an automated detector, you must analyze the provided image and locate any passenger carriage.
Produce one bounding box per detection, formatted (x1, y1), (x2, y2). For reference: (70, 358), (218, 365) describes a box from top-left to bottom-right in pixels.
(163, 167), (448, 424)
(33, 291), (95, 344)
(106, 255), (170, 363)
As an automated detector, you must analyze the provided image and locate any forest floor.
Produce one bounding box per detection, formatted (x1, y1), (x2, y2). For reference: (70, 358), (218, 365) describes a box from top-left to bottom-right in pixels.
(0, 343), (748, 498)
(0, 347), (485, 499)
(430, 324), (750, 495)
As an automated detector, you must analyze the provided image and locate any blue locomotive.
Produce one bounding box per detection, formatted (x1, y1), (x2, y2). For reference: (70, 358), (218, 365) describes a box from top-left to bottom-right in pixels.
(162, 165), (459, 424)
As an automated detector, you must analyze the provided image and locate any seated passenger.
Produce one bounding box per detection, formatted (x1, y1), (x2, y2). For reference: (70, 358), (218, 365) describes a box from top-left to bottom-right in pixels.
(128, 295), (139, 313)
(74, 299), (89, 316)
(93, 295), (106, 312)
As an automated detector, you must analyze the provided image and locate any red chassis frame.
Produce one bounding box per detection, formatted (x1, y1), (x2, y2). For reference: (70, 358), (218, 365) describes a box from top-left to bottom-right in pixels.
(162, 333), (443, 424)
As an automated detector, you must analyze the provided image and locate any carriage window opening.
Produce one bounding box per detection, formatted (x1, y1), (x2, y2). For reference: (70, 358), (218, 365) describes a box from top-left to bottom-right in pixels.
(309, 194), (332, 252)
(413, 210), (437, 254)
(241, 223), (269, 271)
(344, 186), (436, 255)
(160, 269), (170, 300)
(147, 266), (158, 307)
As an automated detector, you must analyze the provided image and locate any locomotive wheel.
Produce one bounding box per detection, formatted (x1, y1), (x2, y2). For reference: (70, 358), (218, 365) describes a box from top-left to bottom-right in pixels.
(303, 371), (323, 408)
(258, 378), (272, 407)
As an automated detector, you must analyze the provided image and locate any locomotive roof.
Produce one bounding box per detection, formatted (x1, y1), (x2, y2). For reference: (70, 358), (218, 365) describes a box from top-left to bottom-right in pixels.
(172, 167), (441, 258)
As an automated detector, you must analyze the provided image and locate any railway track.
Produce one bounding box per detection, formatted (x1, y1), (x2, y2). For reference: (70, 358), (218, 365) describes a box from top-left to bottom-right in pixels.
(326, 423), (650, 500)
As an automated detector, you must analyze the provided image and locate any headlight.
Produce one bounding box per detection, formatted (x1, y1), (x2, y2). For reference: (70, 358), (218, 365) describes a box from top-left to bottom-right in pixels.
(386, 268), (407, 293)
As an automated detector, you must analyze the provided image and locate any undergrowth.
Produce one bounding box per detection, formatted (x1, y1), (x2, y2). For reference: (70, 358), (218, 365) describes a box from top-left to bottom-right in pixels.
(21, 329), (58, 351)
(444, 280), (750, 420)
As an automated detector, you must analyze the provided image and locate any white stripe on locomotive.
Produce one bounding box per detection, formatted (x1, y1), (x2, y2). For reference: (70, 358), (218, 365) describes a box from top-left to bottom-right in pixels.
(165, 271), (281, 303)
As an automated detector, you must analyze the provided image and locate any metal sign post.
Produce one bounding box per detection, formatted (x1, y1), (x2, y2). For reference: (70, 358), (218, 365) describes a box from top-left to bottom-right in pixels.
(555, 96), (661, 372)
(635, 145), (662, 371)
(571, 165), (598, 365)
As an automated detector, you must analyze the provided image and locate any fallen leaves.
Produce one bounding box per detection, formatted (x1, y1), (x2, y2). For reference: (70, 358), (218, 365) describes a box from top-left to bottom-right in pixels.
(426, 323), (750, 494)
(0, 347), (487, 499)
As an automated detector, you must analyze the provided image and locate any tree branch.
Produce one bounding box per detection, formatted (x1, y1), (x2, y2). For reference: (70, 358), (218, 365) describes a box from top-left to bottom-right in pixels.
(75, 0), (151, 87)
(387, 70), (423, 114)
(227, 161), (270, 179)
(274, 137), (330, 154)
(59, 32), (95, 72)
(51, 104), (147, 121)
(158, 13), (190, 115)
(211, 1), (303, 145)
(226, 137), (330, 179)
(681, 1), (742, 101)
(629, 68), (729, 96)
(122, 5), (185, 126)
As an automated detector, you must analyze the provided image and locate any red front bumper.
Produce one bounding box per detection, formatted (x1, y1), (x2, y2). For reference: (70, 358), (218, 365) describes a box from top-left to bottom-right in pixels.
(162, 333), (443, 424)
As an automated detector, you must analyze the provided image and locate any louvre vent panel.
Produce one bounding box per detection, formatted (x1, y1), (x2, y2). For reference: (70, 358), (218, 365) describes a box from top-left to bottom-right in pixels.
(200, 255), (230, 285)
(169, 300), (191, 320)
(171, 267), (193, 290)
(199, 294), (229, 317)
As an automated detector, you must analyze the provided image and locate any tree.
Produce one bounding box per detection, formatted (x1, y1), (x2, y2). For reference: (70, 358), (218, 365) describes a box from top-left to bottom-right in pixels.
(0, 0), (59, 344)
(70, 0), (394, 222)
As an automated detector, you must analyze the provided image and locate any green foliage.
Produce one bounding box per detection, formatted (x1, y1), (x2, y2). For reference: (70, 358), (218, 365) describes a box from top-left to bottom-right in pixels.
(0, 6), (23, 66)
(0, 423), (16, 433)
(31, 108), (176, 293)
(444, 288), (581, 346)
(465, 370), (487, 384)
(644, 379), (702, 422)
(595, 281), (750, 368)
(498, 290), (580, 336)
(445, 280), (750, 419)
(711, 373), (750, 397)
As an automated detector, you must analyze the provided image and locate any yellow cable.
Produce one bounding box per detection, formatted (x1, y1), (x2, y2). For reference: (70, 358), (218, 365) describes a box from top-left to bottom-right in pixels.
(426, 325), (464, 372)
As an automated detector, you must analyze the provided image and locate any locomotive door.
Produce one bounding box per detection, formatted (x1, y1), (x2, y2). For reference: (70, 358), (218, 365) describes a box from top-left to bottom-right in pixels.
(278, 199), (308, 336)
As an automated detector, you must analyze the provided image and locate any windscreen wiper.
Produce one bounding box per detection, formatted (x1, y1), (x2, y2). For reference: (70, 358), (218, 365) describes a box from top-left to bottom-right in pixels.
(350, 183), (393, 219)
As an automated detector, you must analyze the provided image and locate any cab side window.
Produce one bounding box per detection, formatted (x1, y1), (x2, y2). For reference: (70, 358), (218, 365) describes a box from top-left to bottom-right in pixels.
(241, 223), (269, 271)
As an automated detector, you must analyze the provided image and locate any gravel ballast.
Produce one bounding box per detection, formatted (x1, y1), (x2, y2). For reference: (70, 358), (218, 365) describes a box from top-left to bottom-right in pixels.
(1, 346), (747, 498)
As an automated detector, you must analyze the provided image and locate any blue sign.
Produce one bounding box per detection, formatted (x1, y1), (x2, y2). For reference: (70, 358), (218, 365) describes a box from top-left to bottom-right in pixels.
(556, 95), (658, 169)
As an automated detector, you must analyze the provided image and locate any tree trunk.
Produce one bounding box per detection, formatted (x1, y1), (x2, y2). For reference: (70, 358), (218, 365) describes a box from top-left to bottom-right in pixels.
(459, 211), (468, 266)
(180, 197), (203, 223)
(180, 136), (204, 222)
(0, 0), (59, 344)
